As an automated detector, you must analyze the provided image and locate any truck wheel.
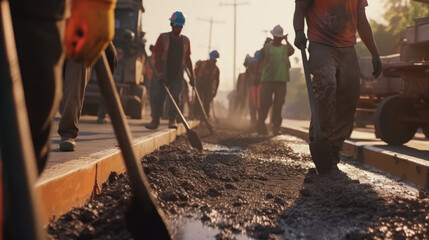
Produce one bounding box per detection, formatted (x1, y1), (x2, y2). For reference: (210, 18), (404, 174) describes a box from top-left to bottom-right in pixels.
(129, 85), (146, 119)
(374, 95), (417, 145)
(423, 127), (429, 139)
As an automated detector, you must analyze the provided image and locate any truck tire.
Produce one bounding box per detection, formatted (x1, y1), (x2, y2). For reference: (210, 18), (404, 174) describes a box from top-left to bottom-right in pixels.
(129, 84), (146, 119)
(423, 127), (429, 139)
(374, 95), (417, 145)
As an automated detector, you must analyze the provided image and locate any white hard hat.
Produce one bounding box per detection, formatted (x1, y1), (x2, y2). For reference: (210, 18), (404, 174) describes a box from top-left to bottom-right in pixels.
(270, 24), (284, 38)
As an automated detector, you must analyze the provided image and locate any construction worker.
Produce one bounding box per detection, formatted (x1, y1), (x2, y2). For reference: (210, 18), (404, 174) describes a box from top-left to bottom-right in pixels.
(194, 50), (220, 119)
(248, 50), (263, 127)
(232, 54), (253, 118)
(256, 25), (295, 135)
(145, 11), (195, 129)
(294, 0), (382, 169)
(1, 0), (115, 238)
(3, 0), (116, 174)
(58, 42), (118, 151)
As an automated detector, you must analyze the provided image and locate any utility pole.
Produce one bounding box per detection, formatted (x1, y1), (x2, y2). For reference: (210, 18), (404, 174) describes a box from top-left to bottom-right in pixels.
(220, 0), (249, 87)
(197, 17), (225, 55)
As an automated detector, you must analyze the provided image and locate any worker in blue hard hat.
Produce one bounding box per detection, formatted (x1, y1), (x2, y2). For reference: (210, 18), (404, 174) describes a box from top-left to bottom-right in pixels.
(145, 11), (196, 129)
(193, 50), (220, 120)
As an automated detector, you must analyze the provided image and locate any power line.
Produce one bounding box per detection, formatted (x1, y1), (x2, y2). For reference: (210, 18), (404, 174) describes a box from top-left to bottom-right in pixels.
(220, 0), (249, 87)
(197, 17), (225, 55)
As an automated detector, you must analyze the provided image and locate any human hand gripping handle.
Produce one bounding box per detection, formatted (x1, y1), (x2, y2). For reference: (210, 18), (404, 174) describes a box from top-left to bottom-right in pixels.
(372, 55), (382, 78)
(65, 0), (116, 67)
(294, 29), (307, 50)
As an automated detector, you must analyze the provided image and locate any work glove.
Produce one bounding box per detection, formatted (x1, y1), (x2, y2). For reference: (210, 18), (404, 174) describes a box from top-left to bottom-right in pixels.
(294, 30), (307, 50)
(372, 55), (382, 78)
(65, 0), (117, 67)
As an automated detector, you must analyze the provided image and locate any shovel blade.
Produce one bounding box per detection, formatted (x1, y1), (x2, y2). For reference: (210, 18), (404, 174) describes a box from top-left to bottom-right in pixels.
(187, 129), (203, 151)
(125, 200), (171, 239)
(309, 140), (333, 174)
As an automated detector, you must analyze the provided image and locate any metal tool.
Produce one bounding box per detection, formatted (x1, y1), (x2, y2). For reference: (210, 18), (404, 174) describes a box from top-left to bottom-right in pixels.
(95, 52), (171, 239)
(184, 67), (215, 135)
(0, 1), (45, 239)
(142, 48), (203, 150)
(300, 47), (333, 174)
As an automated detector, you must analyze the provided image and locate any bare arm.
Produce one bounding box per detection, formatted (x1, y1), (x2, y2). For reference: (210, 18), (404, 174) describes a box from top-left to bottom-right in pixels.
(293, 2), (309, 32)
(284, 35), (295, 56)
(186, 55), (195, 80)
(356, 9), (379, 57)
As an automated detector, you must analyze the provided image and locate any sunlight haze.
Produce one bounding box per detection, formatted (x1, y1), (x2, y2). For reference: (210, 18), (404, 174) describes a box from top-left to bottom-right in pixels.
(142, 0), (387, 92)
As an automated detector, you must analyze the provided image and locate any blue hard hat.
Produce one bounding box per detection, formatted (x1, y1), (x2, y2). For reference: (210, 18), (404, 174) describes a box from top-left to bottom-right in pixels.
(209, 50), (220, 60)
(170, 11), (186, 26)
(253, 50), (261, 60)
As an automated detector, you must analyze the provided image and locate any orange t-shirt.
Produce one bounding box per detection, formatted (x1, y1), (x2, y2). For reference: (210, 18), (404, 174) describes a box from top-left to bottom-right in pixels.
(299, 0), (368, 47)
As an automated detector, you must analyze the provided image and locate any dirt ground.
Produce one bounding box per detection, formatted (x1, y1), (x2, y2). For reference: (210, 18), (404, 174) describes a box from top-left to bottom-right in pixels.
(47, 122), (429, 240)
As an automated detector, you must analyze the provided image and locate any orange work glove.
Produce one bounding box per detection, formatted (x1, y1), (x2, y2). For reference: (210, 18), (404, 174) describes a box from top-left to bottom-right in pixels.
(65, 0), (117, 67)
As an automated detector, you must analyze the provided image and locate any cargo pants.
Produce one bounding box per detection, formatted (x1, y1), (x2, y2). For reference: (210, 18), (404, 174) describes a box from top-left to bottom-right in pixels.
(308, 42), (360, 163)
(58, 60), (90, 139)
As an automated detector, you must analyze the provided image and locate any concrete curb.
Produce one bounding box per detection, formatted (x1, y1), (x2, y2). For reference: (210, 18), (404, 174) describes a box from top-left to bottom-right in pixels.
(35, 122), (195, 225)
(281, 124), (429, 191)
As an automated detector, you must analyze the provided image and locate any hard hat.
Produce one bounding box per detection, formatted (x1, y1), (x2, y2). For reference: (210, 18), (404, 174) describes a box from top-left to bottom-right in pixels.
(253, 50), (261, 60)
(270, 24), (284, 38)
(169, 11), (186, 26)
(244, 54), (253, 67)
(209, 50), (220, 60)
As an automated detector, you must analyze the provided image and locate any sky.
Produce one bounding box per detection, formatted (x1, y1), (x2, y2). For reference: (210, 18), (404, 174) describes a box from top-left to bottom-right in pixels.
(141, 0), (387, 91)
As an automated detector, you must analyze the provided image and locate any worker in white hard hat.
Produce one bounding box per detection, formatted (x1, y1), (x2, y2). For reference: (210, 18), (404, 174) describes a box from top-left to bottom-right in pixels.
(257, 24), (295, 135)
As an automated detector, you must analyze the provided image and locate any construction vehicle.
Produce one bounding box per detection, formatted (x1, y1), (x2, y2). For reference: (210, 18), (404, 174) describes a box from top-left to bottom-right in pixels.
(373, 0), (429, 145)
(355, 54), (402, 127)
(82, 0), (147, 119)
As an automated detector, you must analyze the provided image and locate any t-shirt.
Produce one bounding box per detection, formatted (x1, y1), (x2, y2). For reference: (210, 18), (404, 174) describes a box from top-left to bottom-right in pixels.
(261, 45), (290, 83)
(166, 35), (183, 80)
(297, 0), (368, 47)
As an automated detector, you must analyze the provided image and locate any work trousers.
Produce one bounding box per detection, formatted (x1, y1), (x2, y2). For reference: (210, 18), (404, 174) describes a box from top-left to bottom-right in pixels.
(308, 42), (360, 157)
(58, 60), (90, 139)
(13, 17), (65, 174)
(196, 84), (213, 119)
(150, 78), (183, 120)
(258, 82), (286, 131)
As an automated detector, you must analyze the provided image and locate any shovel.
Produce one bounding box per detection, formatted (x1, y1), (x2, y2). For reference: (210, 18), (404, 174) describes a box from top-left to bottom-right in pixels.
(0, 1), (45, 239)
(142, 48), (203, 150)
(300, 47), (333, 174)
(94, 52), (171, 239)
(184, 67), (215, 135)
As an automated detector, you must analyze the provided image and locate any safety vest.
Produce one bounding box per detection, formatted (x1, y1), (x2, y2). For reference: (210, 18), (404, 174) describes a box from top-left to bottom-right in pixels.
(160, 32), (190, 74)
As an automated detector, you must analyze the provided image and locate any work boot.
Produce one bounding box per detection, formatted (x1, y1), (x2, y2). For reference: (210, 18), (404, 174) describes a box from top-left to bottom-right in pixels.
(144, 118), (160, 130)
(272, 126), (281, 136)
(331, 151), (341, 171)
(257, 122), (267, 135)
(168, 118), (178, 129)
(59, 137), (76, 151)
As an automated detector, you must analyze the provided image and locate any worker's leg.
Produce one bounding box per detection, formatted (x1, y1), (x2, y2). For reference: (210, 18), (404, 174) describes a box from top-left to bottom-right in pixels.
(257, 82), (274, 134)
(331, 47), (360, 163)
(308, 42), (338, 145)
(57, 60), (90, 151)
(271, 82), (286, 135)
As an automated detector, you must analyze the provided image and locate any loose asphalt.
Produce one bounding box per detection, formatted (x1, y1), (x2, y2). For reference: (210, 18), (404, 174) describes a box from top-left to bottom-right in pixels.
(35, 115), (428, 225)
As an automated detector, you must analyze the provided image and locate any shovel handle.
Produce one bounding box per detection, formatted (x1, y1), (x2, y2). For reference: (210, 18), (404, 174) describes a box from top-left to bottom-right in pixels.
(94, 51), (167, 218)
(0, 1), (45, 239)
(184, 68), (215, 134)
(300, 47), (323, 138)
